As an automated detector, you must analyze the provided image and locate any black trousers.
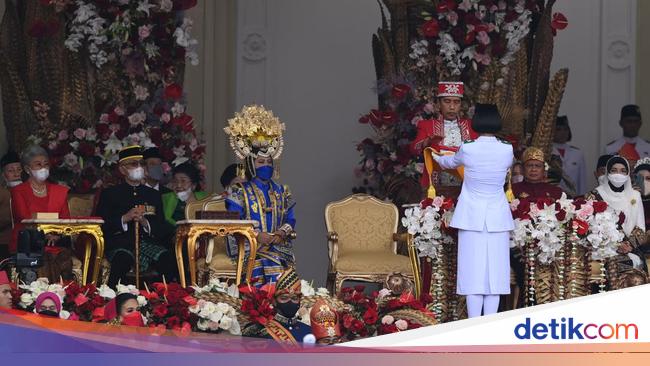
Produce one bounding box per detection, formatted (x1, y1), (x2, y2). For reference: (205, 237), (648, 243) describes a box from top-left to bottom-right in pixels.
(107, 250), (179, 287)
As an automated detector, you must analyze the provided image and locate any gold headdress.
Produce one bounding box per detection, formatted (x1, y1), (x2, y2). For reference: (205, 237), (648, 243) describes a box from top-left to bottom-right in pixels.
(224, 105), (285, 160)
(522, 147), (545, 163)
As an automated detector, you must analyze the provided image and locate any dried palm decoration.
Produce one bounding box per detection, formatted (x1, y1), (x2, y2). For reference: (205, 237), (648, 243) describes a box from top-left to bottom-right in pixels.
(531, 68), (569, 158)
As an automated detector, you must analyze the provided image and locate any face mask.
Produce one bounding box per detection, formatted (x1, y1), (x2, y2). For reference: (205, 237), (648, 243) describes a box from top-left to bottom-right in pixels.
(608, 173), (628, 188)
(7, 180), (21, 188)
(644, 181), (650, 195)
(255, 165), (274, 181)
(276, 301), (300, 318)
(128, 167), (145, 181)
(176, 189), (192, 202)
(31, 168), (49, 182)
(512, 175), (524, 184)
(121, 311), (145, 327)
(38, 310), (59, 318)
(147, 164), (164, 181)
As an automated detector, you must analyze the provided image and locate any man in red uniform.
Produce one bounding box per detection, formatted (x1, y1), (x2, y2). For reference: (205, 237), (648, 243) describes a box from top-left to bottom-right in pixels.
(512, 147), (564, 201)
(410, 81), (478, 188)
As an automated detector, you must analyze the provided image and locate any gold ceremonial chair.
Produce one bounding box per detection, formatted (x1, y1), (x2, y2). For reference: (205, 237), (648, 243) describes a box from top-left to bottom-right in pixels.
(325, 194), (414, 294)
(193, 195), (238, 285)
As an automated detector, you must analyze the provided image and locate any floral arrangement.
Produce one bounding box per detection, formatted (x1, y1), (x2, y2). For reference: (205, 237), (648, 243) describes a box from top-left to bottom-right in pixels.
(238, 284), (275, 326)
(338, 285), (433, 339)
(401, 196), (456, 259)
(27, 0), (203, 192)
(509, 194), (625, 263)
(338, 286), (379, 339)
(188, 299), (241, 335)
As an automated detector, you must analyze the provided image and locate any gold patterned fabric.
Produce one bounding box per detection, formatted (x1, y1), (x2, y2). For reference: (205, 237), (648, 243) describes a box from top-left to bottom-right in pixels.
(325, 194), (414, 293)
(334, 252), (412, 274)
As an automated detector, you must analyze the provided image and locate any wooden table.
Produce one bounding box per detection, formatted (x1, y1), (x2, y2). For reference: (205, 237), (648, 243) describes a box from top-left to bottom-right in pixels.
(22, 218), (105, 285)
(175, 219), (258, 287)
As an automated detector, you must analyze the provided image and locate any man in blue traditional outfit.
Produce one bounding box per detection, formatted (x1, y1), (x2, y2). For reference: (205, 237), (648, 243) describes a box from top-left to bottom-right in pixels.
(223, 105), (297, 287)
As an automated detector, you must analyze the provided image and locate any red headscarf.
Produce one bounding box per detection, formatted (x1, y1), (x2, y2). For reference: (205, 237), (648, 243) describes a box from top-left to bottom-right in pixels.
(35, 292), (62, 313)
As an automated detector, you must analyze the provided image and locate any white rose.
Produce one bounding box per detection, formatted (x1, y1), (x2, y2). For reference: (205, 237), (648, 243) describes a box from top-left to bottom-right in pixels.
(215, 302), (230, 314)
(59, 310), (71, 320)
(381, 315), (395, 325)
(315, 287), (329, 296)
(219, 315), (233, 330)
(98, 285), (116, 299)
(395, 319), (408, 331)
(208, 311), (224, 323)
(137, 296), (147, 307)
(20, 293), (34, 307)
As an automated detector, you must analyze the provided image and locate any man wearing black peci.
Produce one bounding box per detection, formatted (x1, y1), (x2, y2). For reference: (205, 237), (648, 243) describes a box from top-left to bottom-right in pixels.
(96, 145), (178, 287)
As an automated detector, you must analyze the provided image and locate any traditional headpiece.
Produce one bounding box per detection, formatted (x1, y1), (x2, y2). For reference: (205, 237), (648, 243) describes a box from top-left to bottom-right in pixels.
(309, 299), (341, 342)
(224, 105), (285, 160)
(621, 104), (641, 120)
(634, 157), (650, 173)
(0, 271), (9, 285)
(522, 147), (545, 163)
(142, 147), (162, 161)
(118, 145), (143, 163)
(274, 267), (301, 296)
(35, 292), (62, 313)
(437, 81), (464, 98)
(0, 151), (19, 170)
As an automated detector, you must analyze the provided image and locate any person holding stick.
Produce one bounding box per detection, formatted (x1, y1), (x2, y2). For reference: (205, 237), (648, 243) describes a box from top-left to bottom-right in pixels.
(96, 146), (177, 287)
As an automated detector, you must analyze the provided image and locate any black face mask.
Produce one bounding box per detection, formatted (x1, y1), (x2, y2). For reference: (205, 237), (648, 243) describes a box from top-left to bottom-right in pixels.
(38, 310), (59, 318)
(276, 301), (300, 318)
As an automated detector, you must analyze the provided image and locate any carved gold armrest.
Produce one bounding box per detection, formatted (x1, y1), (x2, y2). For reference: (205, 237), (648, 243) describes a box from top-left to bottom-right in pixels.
(327, 231), (339, 264)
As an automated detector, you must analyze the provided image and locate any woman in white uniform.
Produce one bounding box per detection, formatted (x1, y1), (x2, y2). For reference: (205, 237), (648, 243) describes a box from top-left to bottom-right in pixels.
(433, 104), (514, 317)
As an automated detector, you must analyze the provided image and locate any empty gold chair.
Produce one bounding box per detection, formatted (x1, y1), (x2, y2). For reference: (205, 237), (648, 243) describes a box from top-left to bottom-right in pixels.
(196, 195), (238, 284)
(325, 194), (414, 294)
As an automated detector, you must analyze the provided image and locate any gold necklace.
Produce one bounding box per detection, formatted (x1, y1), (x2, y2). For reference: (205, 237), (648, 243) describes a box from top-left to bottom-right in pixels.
(30, 182), (47, 196)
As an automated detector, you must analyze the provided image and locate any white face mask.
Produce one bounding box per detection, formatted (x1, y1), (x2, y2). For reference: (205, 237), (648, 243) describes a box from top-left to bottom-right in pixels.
(607, 173), (628, 188)
(176, 189), (192, 202)
(6, 180), (21, 188)
(30, 168), (49, 182)
(128, 167), (145, 182)
(644, 181), (650, 195)
(512, 175), (524, 184)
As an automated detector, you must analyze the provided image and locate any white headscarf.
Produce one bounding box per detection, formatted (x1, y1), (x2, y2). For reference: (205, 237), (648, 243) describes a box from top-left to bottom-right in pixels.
(595, 156), (646, 235)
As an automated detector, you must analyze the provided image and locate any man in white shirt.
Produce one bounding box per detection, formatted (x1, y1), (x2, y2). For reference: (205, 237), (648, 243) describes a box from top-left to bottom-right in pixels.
(604, 105), (650, 161)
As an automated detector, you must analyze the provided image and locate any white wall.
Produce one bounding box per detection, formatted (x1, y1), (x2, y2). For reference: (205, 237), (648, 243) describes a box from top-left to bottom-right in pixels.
(552, 0), (637, 190)
(236, 0), (380, 284)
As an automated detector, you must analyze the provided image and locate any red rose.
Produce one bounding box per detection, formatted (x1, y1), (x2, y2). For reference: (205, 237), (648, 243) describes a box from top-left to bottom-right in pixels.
(464, 31), (476, 46)
(149, 128), (163, 146)
(362, 308), (378, 325)
(420, 19), (439, 38)
(436, 0), (457, 13)
(351, 319), (365, 333)
(592, 201), (608, 214)
(552, 13), (568, 30)
(163, 83), (183, 100)
(96, 123), (110, 137)
(420, 198), (433, 208)
(442, 197), (454, 210)
(358, 115), (369, 124)
(555, 209), (567, 222)
(340, 287), (354, 294)
(183, 295), (197, 306)
(391, 84), (411, 100)
(171, 114), (194, 132)
(354, 285), (366, 292)
(78, 142), (95, 157)
(342, 313), (354, 329)
(573, 219), (589, 236)
(618, 212), (626, 226)
(573, 198), (586, 210)
(153, 304), (169, 318)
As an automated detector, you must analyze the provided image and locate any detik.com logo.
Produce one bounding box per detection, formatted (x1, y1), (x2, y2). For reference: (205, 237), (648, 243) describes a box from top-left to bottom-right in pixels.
(514, 317), (638, 340)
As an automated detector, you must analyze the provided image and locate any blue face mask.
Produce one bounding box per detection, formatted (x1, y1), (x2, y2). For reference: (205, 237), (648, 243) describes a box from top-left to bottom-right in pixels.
(255, 165), (274, 181)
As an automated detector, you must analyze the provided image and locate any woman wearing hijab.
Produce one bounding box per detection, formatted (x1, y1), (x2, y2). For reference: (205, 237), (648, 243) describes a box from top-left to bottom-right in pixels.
(34, 292), (62, 318)
(587, 156), (646, 274)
